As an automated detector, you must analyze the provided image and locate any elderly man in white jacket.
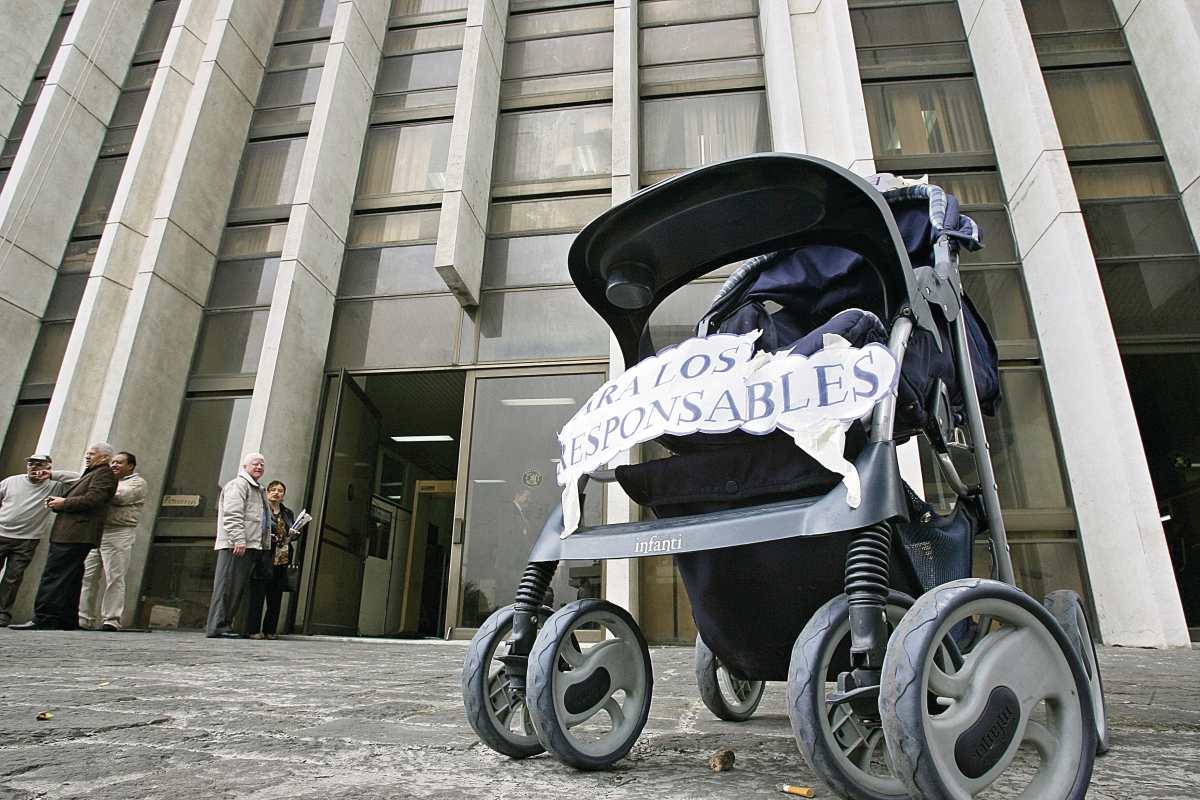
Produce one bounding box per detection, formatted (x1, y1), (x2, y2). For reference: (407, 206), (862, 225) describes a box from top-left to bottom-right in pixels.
(205, 453), (268, 639)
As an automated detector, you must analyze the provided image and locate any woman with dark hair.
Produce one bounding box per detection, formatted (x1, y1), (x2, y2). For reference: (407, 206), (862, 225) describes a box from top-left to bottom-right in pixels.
(245, 480), (297, 640)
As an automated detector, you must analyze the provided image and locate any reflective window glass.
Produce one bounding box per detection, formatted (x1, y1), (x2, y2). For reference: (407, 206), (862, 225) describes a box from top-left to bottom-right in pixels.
(640, 92), (770, 180)
(267, 40), (328, 70)
(357, 122), (452, 199)
(61, 239), (99, 273)
(140, 545), (220, 628)
(257, 67), (323, 109)
(23, 322), (72, 387)
(74, 157), (126, 233)
(639, 18), (760, 66)
(1099, 258), (1200, 338)
(135, 0), (179, 59)
(338, 244), (442, 296)
(156, 396), (252, 525)
(639, 0), (757, 26)
(928, 172), (1005, 205)
(0, 404), (49, 479)
(277, 0), (338, 36)
(229, 138), (307, 216)
(191, 310), (270, 376)
(390, 0), (468, 21)
(862, 78), (992, 159)
(850, 2), (964, 47)
(43, 273), (89, 320)
(458, 372), (604, 627)
(477, 288), (608, 361)
(219, 223), (288, 258)
(377, 50), (463, 93)
(1081, 200), (1195, 260)
(1021, 0), (1120, 35)
(481, 234), (574, 288)
(208, 258), (280, 308)
(504, 32), (612, 79)
(1071, 162), (1174, 200)
(36, 15), (71, 76)
(488, 194), (609, 235)
(382, 24), (465, 54)
(961, 268), (1035, 344)
(1044, 67), (1157, 149)
(959, 208), (1018, 265)
(348, 209), (441, 246)
(492, 105), (612, 189)
(327, 294), (461, 369)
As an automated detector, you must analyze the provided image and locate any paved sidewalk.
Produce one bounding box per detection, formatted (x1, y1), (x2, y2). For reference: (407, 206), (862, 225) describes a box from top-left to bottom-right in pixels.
(0, 630), (1196, 799)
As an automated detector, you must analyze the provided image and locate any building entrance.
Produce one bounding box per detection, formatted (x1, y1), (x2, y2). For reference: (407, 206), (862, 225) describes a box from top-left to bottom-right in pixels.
(296, 371), (464, 637)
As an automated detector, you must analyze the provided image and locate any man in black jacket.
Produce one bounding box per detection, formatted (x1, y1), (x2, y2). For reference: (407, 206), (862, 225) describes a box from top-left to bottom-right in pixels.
(10, 442), (118, 630)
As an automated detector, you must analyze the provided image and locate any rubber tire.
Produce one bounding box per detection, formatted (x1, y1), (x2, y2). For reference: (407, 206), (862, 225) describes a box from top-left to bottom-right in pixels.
(880, 578), (1096, 800)
(1045, 589), (1110, 755)
(462, 604), (546, 759)
(527, 599), (653, 770)
(696, 634), (765, 722)
(787, 592), (913, 800)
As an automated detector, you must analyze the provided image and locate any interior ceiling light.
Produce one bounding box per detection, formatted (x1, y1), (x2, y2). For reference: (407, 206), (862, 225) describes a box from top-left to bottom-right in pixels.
(500, 397), (576, 407)
(472, 479), (506, 484)
(390, 434), (455, 442)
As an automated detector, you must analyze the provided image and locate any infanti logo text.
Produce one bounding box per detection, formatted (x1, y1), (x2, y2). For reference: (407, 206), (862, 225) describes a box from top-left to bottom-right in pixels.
(633, 534), (684, 555)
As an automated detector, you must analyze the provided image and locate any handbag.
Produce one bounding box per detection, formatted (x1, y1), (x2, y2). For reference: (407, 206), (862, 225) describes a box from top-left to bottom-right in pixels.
(285, 562), (301, 593)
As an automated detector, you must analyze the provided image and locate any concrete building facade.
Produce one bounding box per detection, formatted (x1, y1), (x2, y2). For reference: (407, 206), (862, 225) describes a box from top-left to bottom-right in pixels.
(0, 0), (1193, 647)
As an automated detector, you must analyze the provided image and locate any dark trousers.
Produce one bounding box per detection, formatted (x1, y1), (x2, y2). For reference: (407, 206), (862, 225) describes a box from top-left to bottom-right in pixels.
(206, 548), (256, 637)
(245, 555), (289, 635)
(0, 536), (39, 624)
(32, 542), (94, 629)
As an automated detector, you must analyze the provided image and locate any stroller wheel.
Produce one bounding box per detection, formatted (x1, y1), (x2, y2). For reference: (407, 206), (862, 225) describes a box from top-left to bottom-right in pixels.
(1044, 590), (1109, 755)
(462, 604), (546, 759)
(695, 633), (765, 722)
(787, 592), (913, 800)
(527, 599), (653, 770)
(880, 579), (1096, 800)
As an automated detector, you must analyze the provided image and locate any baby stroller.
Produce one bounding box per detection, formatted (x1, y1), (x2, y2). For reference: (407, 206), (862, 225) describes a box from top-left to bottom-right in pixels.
(461, 154), (1106, 800)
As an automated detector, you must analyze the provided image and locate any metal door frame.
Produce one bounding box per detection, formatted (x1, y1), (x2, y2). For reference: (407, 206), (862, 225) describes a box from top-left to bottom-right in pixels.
(300, 370), (383, 635)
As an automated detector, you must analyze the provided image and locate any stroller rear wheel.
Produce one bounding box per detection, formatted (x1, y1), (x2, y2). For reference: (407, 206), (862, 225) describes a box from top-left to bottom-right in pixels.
(696, 633), (765, 722)
(527, 599), (653, 770)
(787, 592), (913, 800)
(880, 579), (1096, 800)
(1044, 590), (1109, 754)
(462, 604), (547, 759)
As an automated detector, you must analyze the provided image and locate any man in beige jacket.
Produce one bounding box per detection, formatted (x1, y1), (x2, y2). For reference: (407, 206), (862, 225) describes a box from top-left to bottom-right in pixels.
(205, 453), (268, 639)
(78, 451), (146, 631)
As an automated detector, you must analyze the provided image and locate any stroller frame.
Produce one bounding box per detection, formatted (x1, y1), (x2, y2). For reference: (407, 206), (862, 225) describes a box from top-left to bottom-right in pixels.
(463, 154), (1102, 799)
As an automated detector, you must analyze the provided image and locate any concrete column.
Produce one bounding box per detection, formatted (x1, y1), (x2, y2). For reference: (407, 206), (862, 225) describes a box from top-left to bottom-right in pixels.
(783, 0), (875, 174)
(0, 1), (62, 149)
(1119, 0), (1200, 246)
(41, 0), (220, 471)
(962, 0), (1188, 647)
(603, 0), (638, 614)
(432, 0), (507, 307)
(0, 0), (152, 448)
(241, 0), (388, 507)
(8, 0), (284, 627)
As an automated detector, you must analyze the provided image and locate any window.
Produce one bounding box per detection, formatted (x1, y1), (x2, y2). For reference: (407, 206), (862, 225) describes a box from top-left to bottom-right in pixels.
(850, 1), (971, 79)
(356, 122), (452, 206)
(638, 0), (763, 97)
(155, 395), (252, 531)
(190, 310), (271, 377)
(276, 0), (338, 40)
(327, 294), (462, 369)
(862, 78), (993, 167)
(1044, 67), (1159, 156)
(252, 41), (327, 137)
(22, 322), (73, 391)
(476, 287), (608, 361)
(134, 0), (179, 63)
(640, 91), (769, 184)
(0, 403), (49, 479)
(492, 105), (612, 195)
(374, 25), (463, 123)
(502, 6), (613, 109)
(488, 194), (610, 236)
(481, 234), (574, 289)
(73, 157), (127, 235)
(228, 138), (307, 221)
(389, 0), (468, 26)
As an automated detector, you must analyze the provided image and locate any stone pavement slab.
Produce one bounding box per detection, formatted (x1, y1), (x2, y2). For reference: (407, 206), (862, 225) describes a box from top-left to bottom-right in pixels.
(0, 630), (1197, 799)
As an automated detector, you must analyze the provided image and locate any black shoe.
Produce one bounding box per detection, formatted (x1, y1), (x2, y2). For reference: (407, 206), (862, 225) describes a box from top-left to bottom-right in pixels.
(102, 624), (120, 632)
(9, 621), (58, 631)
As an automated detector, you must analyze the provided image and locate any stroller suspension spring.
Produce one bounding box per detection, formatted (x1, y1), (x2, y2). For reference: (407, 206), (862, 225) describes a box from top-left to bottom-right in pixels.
(844, 524), (891, 673)
(502, 561), (558, 693)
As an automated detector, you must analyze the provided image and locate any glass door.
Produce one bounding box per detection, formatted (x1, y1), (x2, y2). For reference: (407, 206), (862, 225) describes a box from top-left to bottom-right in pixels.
(449, 370), (605, 631)
(304, 371), (382, 635)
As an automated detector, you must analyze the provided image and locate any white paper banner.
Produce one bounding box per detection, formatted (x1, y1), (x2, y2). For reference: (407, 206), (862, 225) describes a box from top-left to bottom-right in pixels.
(556, 330), (899, 536)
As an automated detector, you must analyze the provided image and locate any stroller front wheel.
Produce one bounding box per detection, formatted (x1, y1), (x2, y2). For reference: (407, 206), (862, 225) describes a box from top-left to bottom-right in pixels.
(787, 592), (913, 800)
(880, 579), (1096, 800)
(695, 633), (765, 722)
(462, 605), (547, 759)
(527, 599), (653, 770)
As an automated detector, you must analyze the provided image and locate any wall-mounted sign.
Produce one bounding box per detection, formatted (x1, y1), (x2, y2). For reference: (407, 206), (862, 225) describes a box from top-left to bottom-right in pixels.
(161, 494), (201, 508)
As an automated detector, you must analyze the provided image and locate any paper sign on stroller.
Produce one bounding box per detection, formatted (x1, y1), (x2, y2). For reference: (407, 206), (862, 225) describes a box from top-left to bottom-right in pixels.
(556, 330), (900, 536)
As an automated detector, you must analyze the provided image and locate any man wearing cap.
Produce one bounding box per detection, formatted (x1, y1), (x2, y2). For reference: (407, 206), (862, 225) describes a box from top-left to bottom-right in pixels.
(0, 455), (77, 627)
(10, 442), (118, 631)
